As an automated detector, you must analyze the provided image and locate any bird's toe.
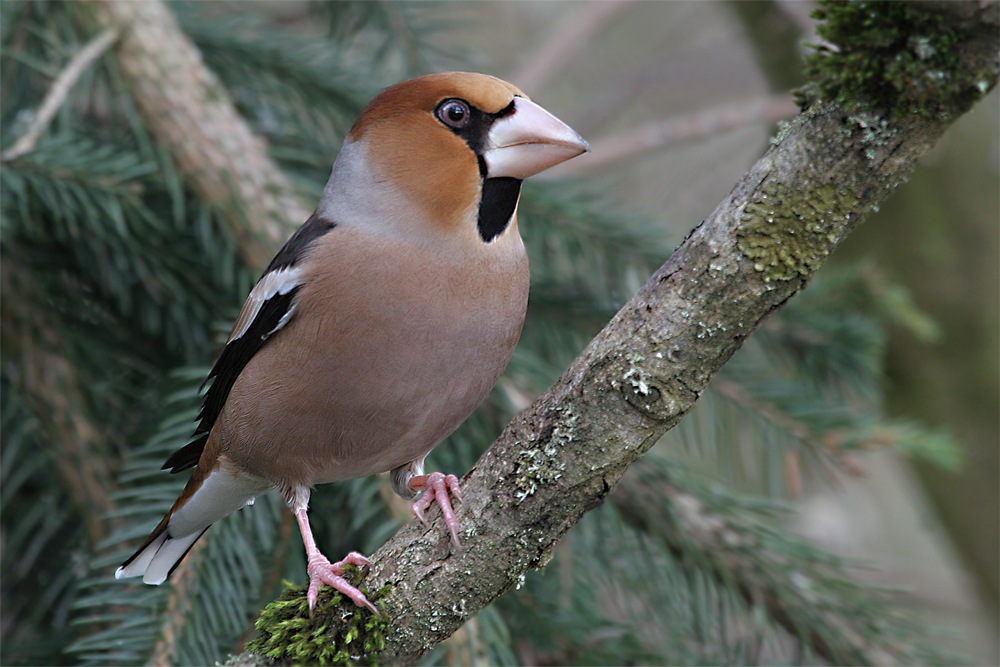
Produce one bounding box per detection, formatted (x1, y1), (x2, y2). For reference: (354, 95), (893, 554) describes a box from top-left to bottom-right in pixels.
(409, 471), (463, 550)
(306, 552), (379, 616)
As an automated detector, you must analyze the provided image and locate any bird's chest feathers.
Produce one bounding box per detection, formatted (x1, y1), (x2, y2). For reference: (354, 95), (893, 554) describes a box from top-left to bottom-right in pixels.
(221, 229), (528, 485)
(306, 228), (528, 364)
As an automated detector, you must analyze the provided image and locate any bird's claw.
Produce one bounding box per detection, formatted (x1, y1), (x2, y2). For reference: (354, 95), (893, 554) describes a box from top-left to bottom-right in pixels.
(410, 472), (463, 549)
(305, 551), (378, 616)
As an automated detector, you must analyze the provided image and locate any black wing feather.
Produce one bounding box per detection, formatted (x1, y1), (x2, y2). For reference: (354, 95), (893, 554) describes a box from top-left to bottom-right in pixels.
(162, 287), (301, 473)
(264, 214), (335, 274)
(161, 214), (336, 474)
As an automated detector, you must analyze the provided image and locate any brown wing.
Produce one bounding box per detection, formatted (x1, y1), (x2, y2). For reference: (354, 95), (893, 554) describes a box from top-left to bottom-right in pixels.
(161, 215), (336, 473)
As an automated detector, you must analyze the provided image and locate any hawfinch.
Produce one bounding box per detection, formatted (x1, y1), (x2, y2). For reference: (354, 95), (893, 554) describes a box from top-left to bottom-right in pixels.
(116, 72), (589, 613)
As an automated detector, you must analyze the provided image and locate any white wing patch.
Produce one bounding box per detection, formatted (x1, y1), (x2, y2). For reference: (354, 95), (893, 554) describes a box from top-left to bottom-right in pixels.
(268, 304), (297, 338)
(229, 266), (304, 343)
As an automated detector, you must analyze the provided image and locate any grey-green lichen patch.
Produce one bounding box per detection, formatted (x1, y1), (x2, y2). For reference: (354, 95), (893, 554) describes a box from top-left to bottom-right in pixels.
(737, 182), (859, 283)
(845, 110), (899, 160)
(695, 319), (729, 340)
(512, 409), (578, 503)
(246, 574), (392, 666)
(620, 352), (650, 396)
(772, 98), (839, 145)
(769, 119), (793, 147)
(503, 529), (549, 585)
(611, 352), (685, 419)
(613, 352), (657, 412)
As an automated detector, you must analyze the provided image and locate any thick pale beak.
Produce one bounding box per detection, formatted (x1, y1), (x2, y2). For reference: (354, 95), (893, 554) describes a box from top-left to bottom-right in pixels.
(483, 97), (590, 180)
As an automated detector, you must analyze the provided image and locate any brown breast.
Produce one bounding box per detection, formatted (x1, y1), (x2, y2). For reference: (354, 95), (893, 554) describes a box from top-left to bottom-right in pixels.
(212, 223), (529, 491)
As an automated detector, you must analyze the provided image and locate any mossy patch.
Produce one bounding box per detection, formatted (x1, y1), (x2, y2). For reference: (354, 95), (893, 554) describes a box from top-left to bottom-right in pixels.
(737, 182), (859, 283)
(246, 571), (392, 666)
(802, 0), (994, 115)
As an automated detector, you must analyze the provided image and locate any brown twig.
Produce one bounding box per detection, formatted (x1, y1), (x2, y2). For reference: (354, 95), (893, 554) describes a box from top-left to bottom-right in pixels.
(88, 0), (309, 269)
(507, 0), (637, 96)
(1, 28), (119, 162)
(547, 94), (799, 177)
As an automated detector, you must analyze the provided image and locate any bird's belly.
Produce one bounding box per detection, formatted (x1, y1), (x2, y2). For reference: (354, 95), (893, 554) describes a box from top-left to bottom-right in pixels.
(291, 342), (502, 483)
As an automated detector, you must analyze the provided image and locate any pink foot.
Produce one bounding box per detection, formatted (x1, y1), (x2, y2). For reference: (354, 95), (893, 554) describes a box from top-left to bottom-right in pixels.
(305, 550), (378, 616)
(410, 472), (464, 549)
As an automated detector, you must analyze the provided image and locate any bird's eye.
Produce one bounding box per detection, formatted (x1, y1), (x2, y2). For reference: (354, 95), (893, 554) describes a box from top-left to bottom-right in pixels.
(437, 100), (471, 129)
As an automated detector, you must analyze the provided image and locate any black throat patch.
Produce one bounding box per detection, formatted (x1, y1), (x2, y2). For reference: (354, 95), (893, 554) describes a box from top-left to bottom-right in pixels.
(433, 98), (521, 243)
(478, 177), (522, 243)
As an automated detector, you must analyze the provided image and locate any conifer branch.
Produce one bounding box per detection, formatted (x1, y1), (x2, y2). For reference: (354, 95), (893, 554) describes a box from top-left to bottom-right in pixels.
(1, 261), (117, 545)
(611, 461), (908, 665)
(1, 27), (118, 163)
(149, 540), (206, 667)
(87, 0), (309, 269)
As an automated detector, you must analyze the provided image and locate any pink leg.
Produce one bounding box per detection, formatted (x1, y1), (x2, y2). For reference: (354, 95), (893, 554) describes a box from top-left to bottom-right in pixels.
(294, 507), (378, 615)
(410, 472), (464, 549)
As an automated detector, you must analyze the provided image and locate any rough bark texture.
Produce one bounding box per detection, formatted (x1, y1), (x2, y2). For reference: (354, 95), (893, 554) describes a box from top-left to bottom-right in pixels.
(359, 7), (998, 664)
(87, 0), (310, 269)
(368, 105), (923, 664)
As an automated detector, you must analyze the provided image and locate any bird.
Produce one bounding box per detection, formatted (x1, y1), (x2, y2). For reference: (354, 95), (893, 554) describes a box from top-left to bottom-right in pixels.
(115, 72), (589, 614)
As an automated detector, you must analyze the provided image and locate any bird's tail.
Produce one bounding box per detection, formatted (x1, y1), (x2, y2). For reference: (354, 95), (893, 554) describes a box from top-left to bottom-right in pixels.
(115, 457), (268, 584)
(115, 517), (209, 584)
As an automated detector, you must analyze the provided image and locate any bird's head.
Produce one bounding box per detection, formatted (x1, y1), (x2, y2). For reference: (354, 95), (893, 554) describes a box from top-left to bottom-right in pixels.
(321, 72), (589, 245)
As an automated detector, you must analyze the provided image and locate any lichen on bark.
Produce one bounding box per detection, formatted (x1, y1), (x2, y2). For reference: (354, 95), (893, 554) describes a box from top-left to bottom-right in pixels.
(737, 182), (860, 283)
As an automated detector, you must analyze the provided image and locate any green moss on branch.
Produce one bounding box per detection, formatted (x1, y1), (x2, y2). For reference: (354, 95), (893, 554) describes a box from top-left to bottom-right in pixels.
(802, 0), (996, 115)
(246, 572), (393, 666)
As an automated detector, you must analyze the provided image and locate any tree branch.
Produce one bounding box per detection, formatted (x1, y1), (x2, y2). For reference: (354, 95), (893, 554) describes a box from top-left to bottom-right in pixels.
(367, 107), (925, 665)
(87, 0), (310, 269)
(0, 28), (119, 163)
(358, 6), (998, 664)
(506, 0), (637, 97)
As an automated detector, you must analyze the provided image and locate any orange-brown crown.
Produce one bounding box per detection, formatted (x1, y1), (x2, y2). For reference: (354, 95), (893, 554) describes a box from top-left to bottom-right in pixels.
(348, 72), (526, 141)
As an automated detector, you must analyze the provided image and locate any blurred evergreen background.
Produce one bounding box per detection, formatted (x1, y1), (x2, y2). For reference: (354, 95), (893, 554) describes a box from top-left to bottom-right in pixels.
(1, 1), (996, 665)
